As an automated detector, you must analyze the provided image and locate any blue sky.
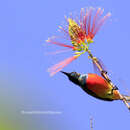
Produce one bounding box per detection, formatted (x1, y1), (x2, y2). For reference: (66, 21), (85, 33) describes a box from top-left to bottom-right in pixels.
(2, 0), (130, 130)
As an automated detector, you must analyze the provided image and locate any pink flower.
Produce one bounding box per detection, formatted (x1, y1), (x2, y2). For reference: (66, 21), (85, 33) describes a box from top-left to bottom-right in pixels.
(46, 7), (111, 76)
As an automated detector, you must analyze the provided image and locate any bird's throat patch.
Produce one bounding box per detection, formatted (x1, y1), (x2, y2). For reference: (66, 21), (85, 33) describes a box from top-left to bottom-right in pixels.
(79, 74), (88, 86)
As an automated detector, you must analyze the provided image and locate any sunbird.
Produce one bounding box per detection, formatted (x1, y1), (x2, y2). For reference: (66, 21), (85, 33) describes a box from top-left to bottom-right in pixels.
(61, 71), (130, 102)
(46, 7), (130, 110)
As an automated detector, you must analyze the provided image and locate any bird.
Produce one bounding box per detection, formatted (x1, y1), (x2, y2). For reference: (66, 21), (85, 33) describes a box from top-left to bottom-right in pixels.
(61, 71), (130, 102)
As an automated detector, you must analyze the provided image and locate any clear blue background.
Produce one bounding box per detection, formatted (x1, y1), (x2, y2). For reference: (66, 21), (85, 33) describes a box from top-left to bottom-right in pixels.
(2, 0), (130, 130)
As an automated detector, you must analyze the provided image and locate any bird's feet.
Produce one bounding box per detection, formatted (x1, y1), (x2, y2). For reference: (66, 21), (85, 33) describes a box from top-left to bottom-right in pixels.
(112, 85), (118, 90)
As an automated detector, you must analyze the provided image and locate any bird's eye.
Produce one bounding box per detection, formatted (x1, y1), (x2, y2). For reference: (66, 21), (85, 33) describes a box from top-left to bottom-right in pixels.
(71, 72), (77, 76)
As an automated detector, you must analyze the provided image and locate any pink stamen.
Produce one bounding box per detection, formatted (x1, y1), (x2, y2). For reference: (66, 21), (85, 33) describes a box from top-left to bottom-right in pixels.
(50, 62), (68, 76)
(87, 8), (93, 36)
(48, 56), (77, 71)
(48, 58), (71, 71)
(82, 8), (85, 30)
(47, 39), (74, 49)
(59, 26), (69, 36)
(83, 8), (88, 34)
(93, 12), (111, 36)
(91, 8), (101, 34)
(92, 8), (104, 37)
(80, 8), (83, 30)
(46, 48), (72, 55)
(48, 56), (78, 76)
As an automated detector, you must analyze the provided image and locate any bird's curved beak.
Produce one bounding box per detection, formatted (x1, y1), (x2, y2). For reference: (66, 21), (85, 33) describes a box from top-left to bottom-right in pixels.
(60, 71), (70, 77)
(60, 71), (81, 86)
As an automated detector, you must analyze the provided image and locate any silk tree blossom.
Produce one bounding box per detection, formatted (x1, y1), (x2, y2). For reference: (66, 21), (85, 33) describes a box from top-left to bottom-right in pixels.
(46, 7), (111, 76)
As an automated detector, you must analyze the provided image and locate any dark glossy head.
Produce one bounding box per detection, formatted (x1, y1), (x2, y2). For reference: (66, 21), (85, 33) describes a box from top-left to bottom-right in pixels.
(61, 71), (81, 86)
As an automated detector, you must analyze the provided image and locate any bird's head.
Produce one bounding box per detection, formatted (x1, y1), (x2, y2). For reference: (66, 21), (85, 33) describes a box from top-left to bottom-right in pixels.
(61, 71), (82, 86)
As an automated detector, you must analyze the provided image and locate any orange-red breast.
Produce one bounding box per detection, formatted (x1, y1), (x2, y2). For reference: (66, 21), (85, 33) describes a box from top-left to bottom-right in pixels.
(61, 71), (122, 101)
